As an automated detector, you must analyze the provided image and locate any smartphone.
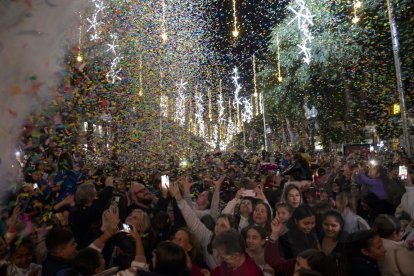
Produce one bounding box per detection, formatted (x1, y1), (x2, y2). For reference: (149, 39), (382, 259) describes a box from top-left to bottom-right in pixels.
(242, 190), (256, 197)
(161, 175), (170, 188)
(33, 183), (39, 190)
(121, 223), (131, 232)
(276, 169), (281, 176)
(111, 196), (120, 206)
(399, 165), (408, 180)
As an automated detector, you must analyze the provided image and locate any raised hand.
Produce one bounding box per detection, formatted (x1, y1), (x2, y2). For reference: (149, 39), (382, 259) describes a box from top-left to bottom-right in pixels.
(159, 183), (169, 199)
(254, 185), (266, 202)
(235, 188), (245, 199)
(102, 206), (119, 235)
(270, 217), (283, 241)
(213, 175), (226, 191)
(169, 183), (183, 201)
(179, 176), (194, 193)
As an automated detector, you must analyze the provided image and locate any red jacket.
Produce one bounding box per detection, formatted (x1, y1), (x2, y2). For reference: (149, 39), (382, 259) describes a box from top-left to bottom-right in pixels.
(211, 254), (264, 276)
(264, 240), (295, 276)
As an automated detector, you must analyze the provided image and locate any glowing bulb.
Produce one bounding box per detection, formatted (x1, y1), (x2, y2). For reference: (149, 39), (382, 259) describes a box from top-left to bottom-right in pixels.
(76, 54), (83, 62)
(278, 76), (283, 82)
(232, 30), (239, 37)
(161, 32), (168, 42)
(355, 1), (362, 9)
(352, 16), (360, 23)
(15, 151), (20, 157)
(138, 89), (143, 96)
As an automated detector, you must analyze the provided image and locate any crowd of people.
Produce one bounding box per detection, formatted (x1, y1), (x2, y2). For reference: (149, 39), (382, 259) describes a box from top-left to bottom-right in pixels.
(1, 144), (414, 276)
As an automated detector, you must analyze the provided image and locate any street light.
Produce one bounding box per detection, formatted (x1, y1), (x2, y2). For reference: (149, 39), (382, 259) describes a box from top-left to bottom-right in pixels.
(304, 104), (318, 153)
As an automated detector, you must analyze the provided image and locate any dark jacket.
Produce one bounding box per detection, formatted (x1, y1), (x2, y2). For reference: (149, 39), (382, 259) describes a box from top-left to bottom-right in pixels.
(348, 255), (381, 276)
(69, 186), (114, 249)
(279, 228), (319, 259)
(42, 254), (72, 276)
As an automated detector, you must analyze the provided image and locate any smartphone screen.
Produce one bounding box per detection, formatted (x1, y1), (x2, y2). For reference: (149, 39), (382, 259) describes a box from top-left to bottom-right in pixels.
(242, 190), (256, 197)
(111, 196), (120, 206)
(399, 165), (408, 180)
(161, 175), (170, 188)
(122, 223), (131, 232)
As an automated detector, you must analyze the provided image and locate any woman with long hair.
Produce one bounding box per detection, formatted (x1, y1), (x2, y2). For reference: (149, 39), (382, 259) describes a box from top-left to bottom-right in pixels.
(244, 225), (274, 276)
(281, 184), (303, 209)
(169, 183), (237, 269)
(278, 205), (319, 259)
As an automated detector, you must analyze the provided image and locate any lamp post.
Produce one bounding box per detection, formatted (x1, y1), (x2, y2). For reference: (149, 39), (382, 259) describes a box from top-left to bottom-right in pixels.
(304, 104), (318, 153)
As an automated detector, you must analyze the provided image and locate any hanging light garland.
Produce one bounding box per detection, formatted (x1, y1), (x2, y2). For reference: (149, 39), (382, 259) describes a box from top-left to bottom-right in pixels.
(106, 33), (123, 84)
(232, 67), (242, 132)
(352, 0), (363, 24)
(195, 88), (205, 138)
(76, 13), (83, 62)
(161, 0), (168, 42)
(86, 0), (105, 41)
(288, 0), (314, 64)
(276, 34), (283, 82)
(208, 88), (213, 122)
(232, 0), (239, 38)
(160, 95), (168, 117)
(217, 80), (225, 125)
(175, 79), (188, 127)
(138, 57), (143, 96)
(242, 98), (253, 124)
(252, 55), (259, 115)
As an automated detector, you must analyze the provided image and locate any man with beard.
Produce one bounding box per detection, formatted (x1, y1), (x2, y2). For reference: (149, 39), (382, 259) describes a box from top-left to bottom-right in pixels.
(127, 182), (159, 217)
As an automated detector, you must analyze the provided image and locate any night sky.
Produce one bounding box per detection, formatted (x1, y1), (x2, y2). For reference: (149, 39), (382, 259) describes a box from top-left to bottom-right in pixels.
(206, 0), (290, 96)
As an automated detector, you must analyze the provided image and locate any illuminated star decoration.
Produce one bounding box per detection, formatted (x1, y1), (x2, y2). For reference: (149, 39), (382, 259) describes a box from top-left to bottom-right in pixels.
(242, 98), (253, 124)
(105, 33), (123, 84)
(87, 0), (105, 41)
(195, 89), (205, 138)
(232, 67), (242, 132)
(175, 79), (188, 127)
(288, 0), (314, 64)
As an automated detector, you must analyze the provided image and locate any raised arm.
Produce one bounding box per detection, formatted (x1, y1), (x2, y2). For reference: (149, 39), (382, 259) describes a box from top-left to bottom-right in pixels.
(169, 183), (213, 246)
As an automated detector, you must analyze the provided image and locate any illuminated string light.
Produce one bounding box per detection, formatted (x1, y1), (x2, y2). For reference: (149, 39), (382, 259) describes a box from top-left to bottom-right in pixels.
(232, 0), (239, 37)
(259, 93), (264, 114)
(252, 55), (259, 115)
(352, 0), (362, 24)
(76, 13), (83, 62)
(208, 88), (212, 122)
(288, 0), (314, 64)
(232, 67), (242, 132)
(106, 33), (123, 84)
(276, 34), (283, 82)
(161, 0), (168, 42)
(195, 88), (205, 138)
(242, 98), (253, 124)
(86, 0), (105, 41)
(175, 79), (188, 127)
(138, 57), (143, 96)
(160, 95), (168, 117)
(217, 80), (225, 125)
(209, 124), (218, 149)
